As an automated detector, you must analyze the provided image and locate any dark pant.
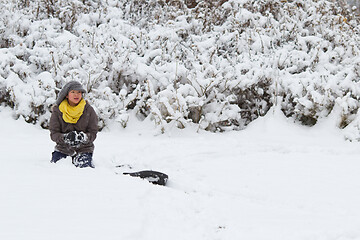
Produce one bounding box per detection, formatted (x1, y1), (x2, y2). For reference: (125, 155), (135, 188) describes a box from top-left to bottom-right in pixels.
(51, 151), (94, 168)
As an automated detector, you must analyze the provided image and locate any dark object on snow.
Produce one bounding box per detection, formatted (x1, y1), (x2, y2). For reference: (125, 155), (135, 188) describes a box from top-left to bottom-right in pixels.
(123, 170), (168, 186)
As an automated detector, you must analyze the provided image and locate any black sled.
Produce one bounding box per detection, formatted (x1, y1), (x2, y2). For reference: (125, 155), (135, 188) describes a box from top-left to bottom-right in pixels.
(123, 170), (168, 186)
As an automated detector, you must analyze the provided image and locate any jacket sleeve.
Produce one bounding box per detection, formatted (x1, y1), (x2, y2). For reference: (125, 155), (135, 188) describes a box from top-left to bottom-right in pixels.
(49, 107), (65, 144)
(85, 106), (98, 144)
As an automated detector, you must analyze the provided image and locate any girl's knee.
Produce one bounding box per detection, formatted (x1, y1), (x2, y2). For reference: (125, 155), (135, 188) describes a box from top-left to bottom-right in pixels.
(72, 153), (94, 168)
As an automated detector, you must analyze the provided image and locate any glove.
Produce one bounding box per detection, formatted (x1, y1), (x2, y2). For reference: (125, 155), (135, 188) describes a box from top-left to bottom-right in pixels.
(76, 131), (88, 144)
(64, 131), (77, 146)
(64, 131), (88, 146)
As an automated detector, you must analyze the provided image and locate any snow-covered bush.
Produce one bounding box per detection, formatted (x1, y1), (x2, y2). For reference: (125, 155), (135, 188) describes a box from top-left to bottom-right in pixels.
(1, 0), (360, 138)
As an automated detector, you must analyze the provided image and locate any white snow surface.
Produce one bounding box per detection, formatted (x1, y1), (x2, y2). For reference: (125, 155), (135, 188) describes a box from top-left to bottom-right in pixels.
(1, 106), (360, 240)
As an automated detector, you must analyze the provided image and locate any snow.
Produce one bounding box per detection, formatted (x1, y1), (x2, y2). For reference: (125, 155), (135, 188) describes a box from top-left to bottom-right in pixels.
(1, 2), (360, 238)
(1, 106), (360, 240)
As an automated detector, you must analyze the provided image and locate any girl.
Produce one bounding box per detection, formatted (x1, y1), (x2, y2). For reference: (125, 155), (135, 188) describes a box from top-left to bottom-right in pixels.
(49, 81), (98, 168)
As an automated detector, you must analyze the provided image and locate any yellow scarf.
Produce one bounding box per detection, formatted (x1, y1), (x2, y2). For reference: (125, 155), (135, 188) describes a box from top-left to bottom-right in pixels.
(59, 99), (86, 124)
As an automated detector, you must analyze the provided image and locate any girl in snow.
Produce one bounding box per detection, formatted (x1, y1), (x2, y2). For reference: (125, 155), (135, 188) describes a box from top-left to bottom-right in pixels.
(49, 81), (98, 168)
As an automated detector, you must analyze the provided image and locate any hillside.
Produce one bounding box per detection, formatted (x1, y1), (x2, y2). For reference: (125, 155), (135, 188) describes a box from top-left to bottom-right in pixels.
(1, 104), (360, 240)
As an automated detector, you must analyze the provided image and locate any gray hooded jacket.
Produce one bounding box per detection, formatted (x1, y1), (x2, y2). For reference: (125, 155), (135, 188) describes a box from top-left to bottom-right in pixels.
(49, 81), (98, 156)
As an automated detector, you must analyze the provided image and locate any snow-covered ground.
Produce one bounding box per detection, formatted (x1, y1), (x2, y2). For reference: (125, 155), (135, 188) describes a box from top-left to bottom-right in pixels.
(1, 106), (360, 240)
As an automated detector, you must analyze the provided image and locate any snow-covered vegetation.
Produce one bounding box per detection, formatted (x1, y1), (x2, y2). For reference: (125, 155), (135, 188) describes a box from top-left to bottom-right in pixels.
(1, 0), (360, 138)
(1, 104), (360, 240)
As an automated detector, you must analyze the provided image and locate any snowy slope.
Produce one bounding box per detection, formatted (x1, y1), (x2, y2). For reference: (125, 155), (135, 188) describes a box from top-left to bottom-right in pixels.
(1, 106), (360, 240)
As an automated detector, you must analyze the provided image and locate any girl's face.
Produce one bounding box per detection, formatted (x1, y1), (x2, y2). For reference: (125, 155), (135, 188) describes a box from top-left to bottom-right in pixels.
(67, 90), (82, 106)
